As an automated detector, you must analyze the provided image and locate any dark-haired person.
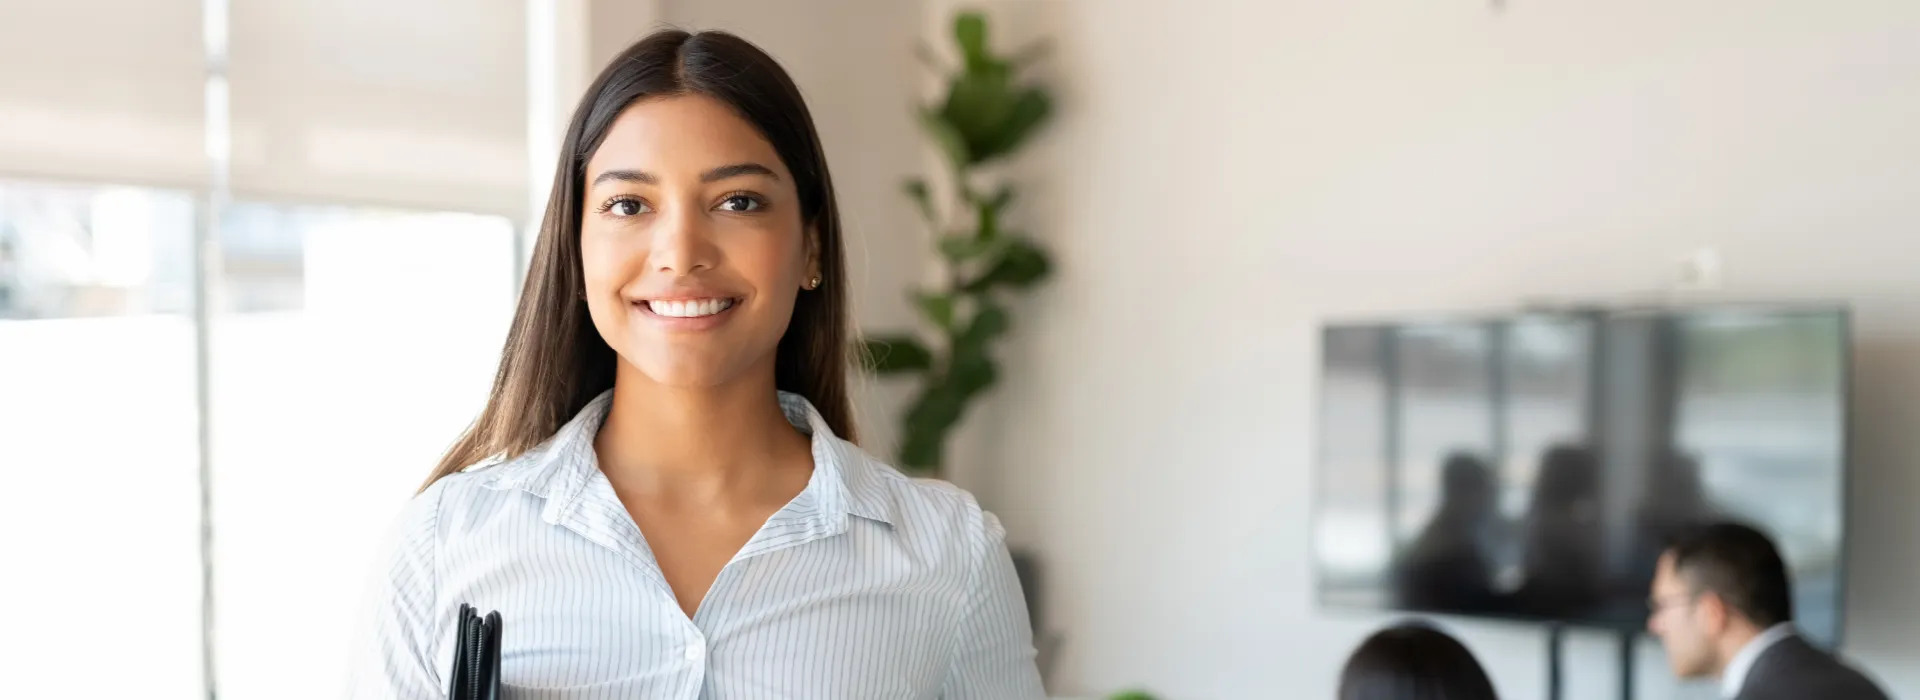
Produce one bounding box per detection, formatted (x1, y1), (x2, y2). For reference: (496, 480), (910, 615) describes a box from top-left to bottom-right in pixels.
(1647, 522), (1888, 700)
(1337, 622), (1500, 700)
(1395, 453), (1502, 615)
(1514, 444), (1605, 618)
(347, 29), (1044, 699)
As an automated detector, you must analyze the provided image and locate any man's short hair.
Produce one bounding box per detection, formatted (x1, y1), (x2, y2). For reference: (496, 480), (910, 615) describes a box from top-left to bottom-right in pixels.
(1665, 521), (1794, 628)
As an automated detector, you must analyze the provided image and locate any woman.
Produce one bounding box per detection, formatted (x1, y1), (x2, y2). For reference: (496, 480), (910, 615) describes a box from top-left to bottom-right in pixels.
(349, 29), (1044, 699)
(1338, 622), (1499, 700)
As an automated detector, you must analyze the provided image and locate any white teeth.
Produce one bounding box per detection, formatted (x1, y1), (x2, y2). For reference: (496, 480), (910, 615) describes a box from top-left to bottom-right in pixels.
(648, 298), (735, 318)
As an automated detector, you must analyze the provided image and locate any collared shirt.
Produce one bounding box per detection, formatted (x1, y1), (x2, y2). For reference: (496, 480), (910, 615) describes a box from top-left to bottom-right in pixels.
(348, 390), (1044, 699)
(1721, 622), (1797, 699)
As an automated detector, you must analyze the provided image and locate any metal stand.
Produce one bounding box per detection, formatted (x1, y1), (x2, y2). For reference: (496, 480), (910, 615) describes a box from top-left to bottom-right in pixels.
(1617, 629), (1637, 700)
(1547, 623), (1565, 700)
(1546, 625), (1639, 700)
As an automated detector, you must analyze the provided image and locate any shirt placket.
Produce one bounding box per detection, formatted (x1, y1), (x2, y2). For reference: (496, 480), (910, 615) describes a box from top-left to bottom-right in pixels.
(550, 469), (715, 698)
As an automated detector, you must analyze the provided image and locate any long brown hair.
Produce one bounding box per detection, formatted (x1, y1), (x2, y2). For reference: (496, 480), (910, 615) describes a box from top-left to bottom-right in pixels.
(421, 29), (857, 491)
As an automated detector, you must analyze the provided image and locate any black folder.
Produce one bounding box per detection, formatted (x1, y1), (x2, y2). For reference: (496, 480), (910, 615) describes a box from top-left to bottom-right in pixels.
(448, 604), (502, 700)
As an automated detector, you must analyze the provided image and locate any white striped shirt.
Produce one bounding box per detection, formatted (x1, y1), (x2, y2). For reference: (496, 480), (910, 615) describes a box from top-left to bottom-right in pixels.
(348, 390), (1044, 699)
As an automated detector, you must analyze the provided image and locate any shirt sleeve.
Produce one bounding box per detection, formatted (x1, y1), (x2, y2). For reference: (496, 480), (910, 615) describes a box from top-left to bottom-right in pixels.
(942, 508), (1047, 699)
(346, 483), (446, 700)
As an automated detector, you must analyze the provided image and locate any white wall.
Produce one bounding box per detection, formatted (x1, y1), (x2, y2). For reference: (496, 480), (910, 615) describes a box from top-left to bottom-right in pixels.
(942, 1), (1920, 698)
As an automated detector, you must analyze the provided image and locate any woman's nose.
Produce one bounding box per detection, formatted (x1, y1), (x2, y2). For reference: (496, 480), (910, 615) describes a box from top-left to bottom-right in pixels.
(648, 205), (717, 274)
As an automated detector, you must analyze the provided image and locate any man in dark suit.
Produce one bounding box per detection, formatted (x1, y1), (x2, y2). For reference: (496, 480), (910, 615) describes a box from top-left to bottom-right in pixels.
(1647, 522), (1890, 700)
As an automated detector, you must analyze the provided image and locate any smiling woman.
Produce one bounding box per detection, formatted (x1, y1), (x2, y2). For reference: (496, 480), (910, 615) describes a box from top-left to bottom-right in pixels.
(348, 29), (1046, 700)
(578, 93), (818, 388)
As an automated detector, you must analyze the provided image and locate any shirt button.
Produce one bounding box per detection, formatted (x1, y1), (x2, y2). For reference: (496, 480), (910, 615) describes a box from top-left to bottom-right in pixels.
(684, 643), (705, 662)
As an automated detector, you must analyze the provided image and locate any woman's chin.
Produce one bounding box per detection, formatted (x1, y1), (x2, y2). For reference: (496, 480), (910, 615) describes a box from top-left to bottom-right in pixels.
(617, 353), (763, 391)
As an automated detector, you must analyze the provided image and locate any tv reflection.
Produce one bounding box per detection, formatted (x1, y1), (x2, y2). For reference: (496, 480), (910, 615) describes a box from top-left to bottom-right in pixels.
(1393, 444), (1717, 621)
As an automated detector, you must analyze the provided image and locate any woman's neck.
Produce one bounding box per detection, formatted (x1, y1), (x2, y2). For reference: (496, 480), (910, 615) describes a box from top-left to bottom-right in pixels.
(592, 362), (813, 504)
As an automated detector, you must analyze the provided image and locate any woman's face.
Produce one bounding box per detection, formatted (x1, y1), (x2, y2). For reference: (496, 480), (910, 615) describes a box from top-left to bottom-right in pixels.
(579, 93), (817, 389)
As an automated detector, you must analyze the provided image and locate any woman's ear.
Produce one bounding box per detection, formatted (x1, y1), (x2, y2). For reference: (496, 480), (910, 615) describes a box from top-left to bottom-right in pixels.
(803, 222), (822, 286)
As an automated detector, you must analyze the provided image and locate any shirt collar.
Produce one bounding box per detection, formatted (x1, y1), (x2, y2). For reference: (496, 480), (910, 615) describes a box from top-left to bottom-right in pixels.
(1721, 622), (1796, 699)
(475, 389), (896, 527)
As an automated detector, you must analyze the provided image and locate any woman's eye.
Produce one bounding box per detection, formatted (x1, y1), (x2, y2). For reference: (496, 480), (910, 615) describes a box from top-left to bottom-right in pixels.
(718, 194), (763, 212)
(606, 198), (649, 216)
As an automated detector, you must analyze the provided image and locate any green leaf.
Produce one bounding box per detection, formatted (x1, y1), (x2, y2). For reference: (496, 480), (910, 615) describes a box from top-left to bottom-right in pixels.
(901, 177), (936, 225)
(918, 108), (972, 171)
(939, 73), (1015, 163)
(900, 381), (967, 469)
(959, 302), (1010, 346)
(948, 304), (1004, 397)
(971, 88), (1052, 164)
(949, 347), (998, 396)
(938, 234), (999, 262)
(898, 431), (944, 472)
(860, 335), (932, 374)
(953, 12), (990, 70)
(913, 291), (956, 330)
(966, 238), (1051, 292)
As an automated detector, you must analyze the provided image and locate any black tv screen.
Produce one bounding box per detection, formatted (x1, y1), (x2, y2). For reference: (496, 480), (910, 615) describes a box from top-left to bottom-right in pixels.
(1312, 305), (1849, 647)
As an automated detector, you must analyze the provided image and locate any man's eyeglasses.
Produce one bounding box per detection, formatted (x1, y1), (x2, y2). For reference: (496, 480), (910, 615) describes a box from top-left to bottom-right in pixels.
(1647, 592), (1698, 615)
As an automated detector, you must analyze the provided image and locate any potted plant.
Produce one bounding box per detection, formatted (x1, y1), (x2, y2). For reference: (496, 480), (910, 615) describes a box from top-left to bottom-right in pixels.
(859, 10), (1053, 474)
(858, 7), (1059, 682)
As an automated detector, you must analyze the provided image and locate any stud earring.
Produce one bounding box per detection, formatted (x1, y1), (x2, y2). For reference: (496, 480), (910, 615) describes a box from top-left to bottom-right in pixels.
(807, 275), (822, 290)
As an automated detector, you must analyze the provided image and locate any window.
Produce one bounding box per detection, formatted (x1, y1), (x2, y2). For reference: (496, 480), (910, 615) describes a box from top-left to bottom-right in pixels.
(5, 1), (531, 693)
(0, 180), (519, 698)
(0, 180), (204, 697)
(208, 202), (515, 699)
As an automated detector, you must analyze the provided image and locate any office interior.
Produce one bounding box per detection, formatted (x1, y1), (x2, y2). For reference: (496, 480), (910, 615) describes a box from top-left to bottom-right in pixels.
(1, 1), (1916, 699)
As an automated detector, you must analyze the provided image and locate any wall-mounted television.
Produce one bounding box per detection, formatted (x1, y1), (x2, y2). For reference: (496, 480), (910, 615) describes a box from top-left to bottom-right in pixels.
(1312, 304), (1850, 647)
